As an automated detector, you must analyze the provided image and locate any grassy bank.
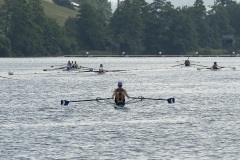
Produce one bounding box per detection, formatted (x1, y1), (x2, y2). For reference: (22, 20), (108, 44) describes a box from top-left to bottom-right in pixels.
(42, 0), (78, 26)
(0, 0), (78, 26)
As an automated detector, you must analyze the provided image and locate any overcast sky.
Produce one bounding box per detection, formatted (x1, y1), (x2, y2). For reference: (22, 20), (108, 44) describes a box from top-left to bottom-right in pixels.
(110, 0), (216, 11)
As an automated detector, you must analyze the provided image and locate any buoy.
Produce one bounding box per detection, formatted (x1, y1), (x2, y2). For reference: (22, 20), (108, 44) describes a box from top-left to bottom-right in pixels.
(8, 71), (14, 75)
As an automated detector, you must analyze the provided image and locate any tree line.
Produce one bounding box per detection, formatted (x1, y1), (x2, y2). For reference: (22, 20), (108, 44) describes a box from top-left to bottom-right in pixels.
(0, 0), (240, 57)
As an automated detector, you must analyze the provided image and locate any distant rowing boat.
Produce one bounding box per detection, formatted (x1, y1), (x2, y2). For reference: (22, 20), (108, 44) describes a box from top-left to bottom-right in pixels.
(197, 67), (236, 71)
(197, 67), (220, 71)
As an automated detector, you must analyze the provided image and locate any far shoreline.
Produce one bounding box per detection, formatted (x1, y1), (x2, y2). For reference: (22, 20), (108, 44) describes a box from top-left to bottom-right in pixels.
(1, 54), (239, 58)
(63, 54), (240, 57)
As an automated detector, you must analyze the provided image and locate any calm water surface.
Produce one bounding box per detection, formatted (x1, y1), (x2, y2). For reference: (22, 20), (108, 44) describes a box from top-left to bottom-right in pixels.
(0, 57), (240, 159)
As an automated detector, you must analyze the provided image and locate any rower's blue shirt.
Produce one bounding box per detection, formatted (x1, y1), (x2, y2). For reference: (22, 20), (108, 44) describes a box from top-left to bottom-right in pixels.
(67, 65), (71, 71)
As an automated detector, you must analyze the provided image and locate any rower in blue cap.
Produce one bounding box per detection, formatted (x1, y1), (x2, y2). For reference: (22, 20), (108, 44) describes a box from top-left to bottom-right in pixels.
(112, 82), (130, 105)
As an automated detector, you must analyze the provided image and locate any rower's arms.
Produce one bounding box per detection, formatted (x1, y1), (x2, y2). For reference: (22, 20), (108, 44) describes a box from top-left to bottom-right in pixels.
(112, 90), (116, 99)
(124, 90), (130, 98)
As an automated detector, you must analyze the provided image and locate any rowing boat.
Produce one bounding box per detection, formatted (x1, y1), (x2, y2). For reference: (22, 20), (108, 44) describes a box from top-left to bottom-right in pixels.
(197, 67), (221, 71)
(62, 68), (91, 72)
(211, 68), (221, 71)
(92, 70), (106, 74)
(114, 103), (125, 109)
(197, 66), (236, 71)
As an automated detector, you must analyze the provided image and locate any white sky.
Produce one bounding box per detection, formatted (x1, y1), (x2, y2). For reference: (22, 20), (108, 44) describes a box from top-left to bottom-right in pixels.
(109, 0), (219, 11)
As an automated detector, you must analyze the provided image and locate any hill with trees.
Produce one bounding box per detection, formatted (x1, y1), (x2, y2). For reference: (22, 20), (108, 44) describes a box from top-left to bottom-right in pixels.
(0, 0), (78, 26)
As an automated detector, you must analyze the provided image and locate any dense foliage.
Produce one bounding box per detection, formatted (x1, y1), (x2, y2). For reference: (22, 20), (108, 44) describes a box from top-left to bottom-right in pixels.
(0, 0), (240, 57)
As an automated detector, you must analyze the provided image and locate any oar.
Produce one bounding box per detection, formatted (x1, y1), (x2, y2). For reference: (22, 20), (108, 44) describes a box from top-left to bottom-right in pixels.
(0, 76), (12, 79)
(43, 68), (54, 71)
(90, 69), (127, 73)
(195, 64), (209, 67)
(79, 66), (95, 70)
(197, 67), (212, 70)
(51, 64), (65, 68)
(220, 66), (236, 70)
(106, 69), (127, 72)
(127, 68), (161, 71)
(61, 97), (112, 106)
(176, 60), (184, 62)
(43, 66), (66, 71)
(190, 61), (200, 63)
(170, 64), (184, 67)
(131, 96), (175, 104)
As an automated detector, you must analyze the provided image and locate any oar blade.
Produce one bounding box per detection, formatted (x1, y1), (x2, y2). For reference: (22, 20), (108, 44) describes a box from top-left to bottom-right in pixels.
(167, 98), (175, 104)
(61, 100), (70, 106)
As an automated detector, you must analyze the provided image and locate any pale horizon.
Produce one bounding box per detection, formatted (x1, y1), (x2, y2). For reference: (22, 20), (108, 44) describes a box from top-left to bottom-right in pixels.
(109, 0), (239, 11)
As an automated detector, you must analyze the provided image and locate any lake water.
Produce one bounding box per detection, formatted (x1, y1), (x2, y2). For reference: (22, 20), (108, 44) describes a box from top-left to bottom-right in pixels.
(0, 57), (240, 159)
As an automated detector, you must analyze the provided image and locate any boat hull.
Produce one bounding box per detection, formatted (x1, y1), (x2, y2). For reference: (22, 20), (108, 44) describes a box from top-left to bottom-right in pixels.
(114, 104), (125, 109)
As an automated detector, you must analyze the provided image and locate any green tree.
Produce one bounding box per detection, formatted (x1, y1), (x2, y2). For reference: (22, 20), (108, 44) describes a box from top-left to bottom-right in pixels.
(96, 0), (112, 22)
(76, 0), (112, 22)
(186, 0), (211, 48)
(0, 0), (70, 57)
(76, 3), (109, 50)
(0, 0), (14, 37)
(64, 17), (79, 54)
(109, 0), (144, 54)
(168, 9), (198, 54)
(42, 18), (65, 56)
(0, 35), (11, 57)
(207, 3), (235, 49)
(3, 0), (47, 56)
(143, 0), (175, 54)
(225, 1), (240, 35)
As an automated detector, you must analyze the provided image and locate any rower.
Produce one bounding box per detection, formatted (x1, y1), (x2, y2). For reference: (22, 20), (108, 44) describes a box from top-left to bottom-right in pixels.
(211, 62), (219, 69)
(184, 59), (190, 66)
(112, 82), (130, 105)
(72, 61), (78, 69)
(67, 60), (72, 71)
(99, 64), (104, 73)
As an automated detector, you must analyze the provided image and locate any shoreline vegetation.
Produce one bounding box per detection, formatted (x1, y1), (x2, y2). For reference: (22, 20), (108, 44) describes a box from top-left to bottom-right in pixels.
(2, 54), (239, 58)
(63, 55), (240, 57)
(0, 0), (239, 57)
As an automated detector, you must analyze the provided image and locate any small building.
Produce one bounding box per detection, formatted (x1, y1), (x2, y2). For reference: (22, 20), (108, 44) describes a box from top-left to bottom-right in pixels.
(71, 2), (80, 7)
